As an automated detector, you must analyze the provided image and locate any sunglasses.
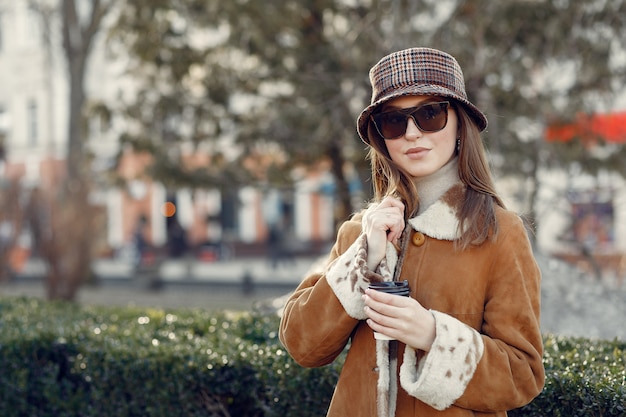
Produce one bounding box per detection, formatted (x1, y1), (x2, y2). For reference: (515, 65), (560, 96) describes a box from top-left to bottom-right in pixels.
(371, 101), (450, 140)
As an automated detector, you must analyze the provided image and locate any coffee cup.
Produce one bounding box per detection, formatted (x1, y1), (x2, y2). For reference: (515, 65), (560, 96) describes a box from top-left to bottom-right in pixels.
(367, 280), (410, 340)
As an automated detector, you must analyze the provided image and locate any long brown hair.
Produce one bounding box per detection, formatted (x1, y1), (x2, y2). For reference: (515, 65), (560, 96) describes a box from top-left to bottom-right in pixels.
(366, 101), (505, 248)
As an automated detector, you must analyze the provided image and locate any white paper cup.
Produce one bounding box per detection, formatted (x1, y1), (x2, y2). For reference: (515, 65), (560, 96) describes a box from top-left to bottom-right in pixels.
(368, 280), (410, 341)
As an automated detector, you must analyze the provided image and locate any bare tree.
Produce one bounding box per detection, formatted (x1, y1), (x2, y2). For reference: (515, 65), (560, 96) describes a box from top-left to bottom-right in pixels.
(28, 0), (116, 300)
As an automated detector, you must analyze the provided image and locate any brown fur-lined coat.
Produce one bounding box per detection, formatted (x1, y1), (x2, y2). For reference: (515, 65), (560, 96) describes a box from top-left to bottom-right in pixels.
(279, 183), (545, 417)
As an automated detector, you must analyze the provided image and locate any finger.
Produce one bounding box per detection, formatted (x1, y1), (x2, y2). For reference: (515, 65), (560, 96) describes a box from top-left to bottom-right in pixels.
(364, 305), (400, 334)
(364, 288), (409, 306)
(386, 224), (403, 243)
(381, 213), (404, 241)
(365, 317), (391, 338)
(370, 214), (404, 243)
(378, 205), (404, 220)
(365, 207), (401, 229)
(363, 304), (385, 322)
(366, 317), (396, 338)
(380, 195), (405, 212)
(363, 292), (407, 319)
(364, 287), (393, 303)
(364, 308), (403, 338)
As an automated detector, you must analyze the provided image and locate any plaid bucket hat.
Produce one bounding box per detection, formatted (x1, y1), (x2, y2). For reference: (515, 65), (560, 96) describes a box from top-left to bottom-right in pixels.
(357, 47), (488, 144)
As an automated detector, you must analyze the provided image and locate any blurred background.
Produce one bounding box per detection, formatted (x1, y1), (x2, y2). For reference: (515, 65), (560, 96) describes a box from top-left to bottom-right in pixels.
(0, 0), (624, 337)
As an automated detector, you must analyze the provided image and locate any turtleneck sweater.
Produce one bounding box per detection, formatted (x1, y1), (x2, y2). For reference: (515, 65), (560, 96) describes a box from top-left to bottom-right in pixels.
(413, 157), (460, 215)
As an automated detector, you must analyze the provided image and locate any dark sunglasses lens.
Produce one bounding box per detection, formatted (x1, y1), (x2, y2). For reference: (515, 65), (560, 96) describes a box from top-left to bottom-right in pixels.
(375, 112), (408, 139)
(414, 103), (448, 131)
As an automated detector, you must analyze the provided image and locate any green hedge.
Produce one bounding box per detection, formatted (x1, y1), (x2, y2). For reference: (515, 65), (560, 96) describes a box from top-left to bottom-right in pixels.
(510, 335), (626, 417)
(0, 296), (624, 416)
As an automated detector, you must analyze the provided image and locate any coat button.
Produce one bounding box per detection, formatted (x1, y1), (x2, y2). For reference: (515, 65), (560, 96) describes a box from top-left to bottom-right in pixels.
(412, 232), (426, 247)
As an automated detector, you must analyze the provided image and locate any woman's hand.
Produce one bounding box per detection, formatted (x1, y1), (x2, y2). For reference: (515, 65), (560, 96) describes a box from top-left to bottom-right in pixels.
(362, 196), (405, 270)
(363, 288), (436, 351)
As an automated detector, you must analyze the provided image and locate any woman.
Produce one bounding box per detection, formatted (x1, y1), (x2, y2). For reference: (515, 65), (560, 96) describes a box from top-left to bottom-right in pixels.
(279, 47), (545, 417)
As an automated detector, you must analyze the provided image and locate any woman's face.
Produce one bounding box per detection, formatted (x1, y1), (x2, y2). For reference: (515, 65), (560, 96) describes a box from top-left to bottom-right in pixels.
(380, 95), (458, 179)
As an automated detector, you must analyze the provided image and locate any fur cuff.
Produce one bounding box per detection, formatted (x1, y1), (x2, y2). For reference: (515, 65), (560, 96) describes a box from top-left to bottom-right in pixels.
(325, 234), (395, 320)
(399, 311), (484, 410)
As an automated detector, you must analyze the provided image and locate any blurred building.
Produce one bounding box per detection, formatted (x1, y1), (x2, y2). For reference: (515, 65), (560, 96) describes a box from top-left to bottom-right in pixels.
(111, 147), (340, 260)
(540, 112), (626, 277)
(0, 0), (341, 263)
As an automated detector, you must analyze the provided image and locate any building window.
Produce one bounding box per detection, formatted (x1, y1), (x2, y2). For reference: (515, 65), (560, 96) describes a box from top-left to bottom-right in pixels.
(572, 200), (614, 252)
(567, 189), (615, 253)
(27, 100), (38, 147)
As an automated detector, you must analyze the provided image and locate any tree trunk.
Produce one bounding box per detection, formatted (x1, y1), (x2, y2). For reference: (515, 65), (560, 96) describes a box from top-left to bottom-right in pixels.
(0, 181), (24, 282)
(327, 142), (353, 229)
(27, 184), (94, 301)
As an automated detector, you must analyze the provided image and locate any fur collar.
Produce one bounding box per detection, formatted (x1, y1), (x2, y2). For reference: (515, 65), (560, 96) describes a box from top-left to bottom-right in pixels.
(408, 182), (465, 241)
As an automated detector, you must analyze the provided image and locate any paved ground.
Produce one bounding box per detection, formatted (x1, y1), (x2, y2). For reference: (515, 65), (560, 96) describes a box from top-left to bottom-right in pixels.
(14, 256), (321, 285)
(0, 281), (290, 311)
(0, 256), (319, 311)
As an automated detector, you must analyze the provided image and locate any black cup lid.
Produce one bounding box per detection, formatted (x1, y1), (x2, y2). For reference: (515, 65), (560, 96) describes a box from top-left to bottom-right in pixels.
(368, 280), (409, 289)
